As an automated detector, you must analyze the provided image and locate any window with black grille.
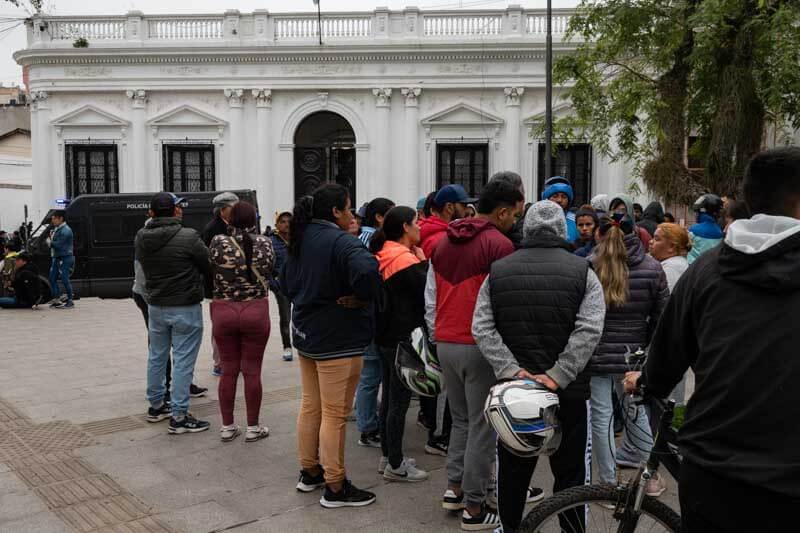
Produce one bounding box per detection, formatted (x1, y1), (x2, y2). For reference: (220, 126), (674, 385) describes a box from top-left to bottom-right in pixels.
(65, 144), (119, 198)
(538, 143), (592, 208)
(436, 144), (488, 198)
(162, 144), (215, 193)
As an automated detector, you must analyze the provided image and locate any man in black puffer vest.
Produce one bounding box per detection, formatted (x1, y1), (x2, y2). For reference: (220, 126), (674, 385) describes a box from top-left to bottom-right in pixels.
(473, 200), (605, 533)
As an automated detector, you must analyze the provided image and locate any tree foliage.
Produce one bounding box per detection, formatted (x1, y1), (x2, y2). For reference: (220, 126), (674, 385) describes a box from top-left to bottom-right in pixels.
(552, 0), (800, 204)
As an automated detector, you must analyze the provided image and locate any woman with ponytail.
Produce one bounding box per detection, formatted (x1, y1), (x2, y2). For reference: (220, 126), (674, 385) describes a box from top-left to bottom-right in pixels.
(209, 201), (275, 443)
(369, 206), (430, 482)
(279, 183), (382, 509)
(589, 211), (669, 496)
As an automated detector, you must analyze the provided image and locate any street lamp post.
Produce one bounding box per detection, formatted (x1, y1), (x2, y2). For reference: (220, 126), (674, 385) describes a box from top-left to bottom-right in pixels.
(545, 0), (553, 181)
(313, 0), (322, 45)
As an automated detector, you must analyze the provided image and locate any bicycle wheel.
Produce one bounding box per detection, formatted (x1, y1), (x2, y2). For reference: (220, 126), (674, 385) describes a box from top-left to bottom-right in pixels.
(518, 484), (681, 533)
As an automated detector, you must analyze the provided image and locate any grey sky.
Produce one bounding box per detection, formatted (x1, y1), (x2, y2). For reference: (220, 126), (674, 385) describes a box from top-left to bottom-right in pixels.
(0, 0), (577, 86)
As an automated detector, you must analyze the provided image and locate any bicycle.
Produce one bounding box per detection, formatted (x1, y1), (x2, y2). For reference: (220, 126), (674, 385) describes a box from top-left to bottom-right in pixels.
(518, 393), (682, 532)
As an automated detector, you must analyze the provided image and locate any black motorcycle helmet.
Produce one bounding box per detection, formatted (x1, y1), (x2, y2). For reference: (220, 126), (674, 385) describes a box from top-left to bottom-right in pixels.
(693, 194), (724, 218)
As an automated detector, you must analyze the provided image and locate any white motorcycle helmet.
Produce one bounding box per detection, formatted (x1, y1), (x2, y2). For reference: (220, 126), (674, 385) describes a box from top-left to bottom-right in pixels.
(484, 379), (562, 457)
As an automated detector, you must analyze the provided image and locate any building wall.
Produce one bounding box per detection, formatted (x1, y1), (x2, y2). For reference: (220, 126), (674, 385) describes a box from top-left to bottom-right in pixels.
(0, 131), (32, 231)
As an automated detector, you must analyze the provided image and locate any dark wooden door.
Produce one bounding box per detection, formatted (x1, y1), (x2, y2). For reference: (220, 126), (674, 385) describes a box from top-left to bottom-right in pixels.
(538, 143), (592, 208)
(294, 146), (356, 202)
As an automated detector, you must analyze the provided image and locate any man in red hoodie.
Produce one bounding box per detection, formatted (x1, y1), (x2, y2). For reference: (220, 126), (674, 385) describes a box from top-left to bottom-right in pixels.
(419, 184), (476, 258)
(425, 179), (524, 531)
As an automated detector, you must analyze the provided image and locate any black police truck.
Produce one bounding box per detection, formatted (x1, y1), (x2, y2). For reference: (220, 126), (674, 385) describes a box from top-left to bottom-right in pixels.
(28, 190), (259, 299)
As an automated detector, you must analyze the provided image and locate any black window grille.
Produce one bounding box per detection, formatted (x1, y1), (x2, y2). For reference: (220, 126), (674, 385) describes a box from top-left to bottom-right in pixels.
(538, 143), (592, 208)
(162, 144), (215, 193)
(436, 144), (489, 198)
(65, 144), (119, 198)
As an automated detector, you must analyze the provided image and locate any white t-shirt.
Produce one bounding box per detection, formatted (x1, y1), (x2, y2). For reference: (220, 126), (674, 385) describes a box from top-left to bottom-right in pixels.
(661, 255), (689, 293)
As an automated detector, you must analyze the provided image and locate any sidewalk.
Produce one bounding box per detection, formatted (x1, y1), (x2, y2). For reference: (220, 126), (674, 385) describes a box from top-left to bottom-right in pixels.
(0, 299), (679, 532)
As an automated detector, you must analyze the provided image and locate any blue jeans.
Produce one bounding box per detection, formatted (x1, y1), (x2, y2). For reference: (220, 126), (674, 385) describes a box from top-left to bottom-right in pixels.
(49, 255), (74, 302)
(354, 342), (382, 434)
(146, 304), (203, 417)
(0, 296), (20, 308)
(590, 375), (653, 484)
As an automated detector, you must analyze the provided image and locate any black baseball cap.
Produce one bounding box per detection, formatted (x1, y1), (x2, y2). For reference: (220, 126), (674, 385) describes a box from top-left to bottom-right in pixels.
(150, 192), (184, 215)
(433, 184), (477, 208)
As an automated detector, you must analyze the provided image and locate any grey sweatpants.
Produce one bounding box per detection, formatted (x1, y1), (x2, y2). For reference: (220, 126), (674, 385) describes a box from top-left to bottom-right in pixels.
(439, 342), (497, 507)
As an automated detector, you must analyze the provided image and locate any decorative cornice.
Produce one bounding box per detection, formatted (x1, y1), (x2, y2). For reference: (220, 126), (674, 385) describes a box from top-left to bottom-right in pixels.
(125, 88), (147, 108)
(372, 88), (392, 107)
(251, 88), (272, 108)
(223, 88), (244, 107)
(401, 87), (421, 108)
(30, 90), (48, 101)
(504, 86), (524, 107)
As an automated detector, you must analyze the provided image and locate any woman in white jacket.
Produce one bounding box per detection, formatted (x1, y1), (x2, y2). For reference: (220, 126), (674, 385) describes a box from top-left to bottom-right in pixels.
(649, 222), (691, 292)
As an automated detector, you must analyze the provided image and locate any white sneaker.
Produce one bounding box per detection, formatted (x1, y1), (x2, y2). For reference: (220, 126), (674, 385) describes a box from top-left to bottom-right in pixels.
(245, 425), (269, 442)
(220, 425), (240, 442)
(645, 473), (667, 497)
(378, 455), (416, 474)
(383, 459), (429, 482)
(282, 348), (293, 362)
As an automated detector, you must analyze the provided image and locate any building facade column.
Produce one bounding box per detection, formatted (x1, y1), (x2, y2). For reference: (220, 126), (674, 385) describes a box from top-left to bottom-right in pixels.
(504, 87), (524, 173)
(224, 89), (245, 191)
(252, 89), (272, 219)
(401, 87), (422, 204)
(126, 89), (148, 192)
(372, 88), (392, 201)
(30, 90), (52, 219)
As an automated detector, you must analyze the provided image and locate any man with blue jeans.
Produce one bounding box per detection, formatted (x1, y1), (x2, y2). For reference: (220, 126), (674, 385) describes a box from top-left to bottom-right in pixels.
(48, 210), (74, 309)
(135, 192), (212, 434)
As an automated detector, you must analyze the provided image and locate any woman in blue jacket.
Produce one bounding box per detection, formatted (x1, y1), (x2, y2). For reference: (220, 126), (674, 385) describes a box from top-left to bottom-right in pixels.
(279, 183), (382, 509)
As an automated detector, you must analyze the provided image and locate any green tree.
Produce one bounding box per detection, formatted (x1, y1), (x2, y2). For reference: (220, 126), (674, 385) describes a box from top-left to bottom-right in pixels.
(553, 0), (800, 204)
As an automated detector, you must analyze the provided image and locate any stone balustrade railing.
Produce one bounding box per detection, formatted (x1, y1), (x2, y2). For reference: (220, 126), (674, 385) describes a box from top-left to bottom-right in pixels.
(27, 6), (576, 47)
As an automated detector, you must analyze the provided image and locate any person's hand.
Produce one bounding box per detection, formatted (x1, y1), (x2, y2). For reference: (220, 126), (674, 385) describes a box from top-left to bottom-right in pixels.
(412, 246), (426, 261)
(515, 369), (536, 381)
(623, 371), (642, 394)
(532, 374), (559, 391)
(337, 294), (368, 309)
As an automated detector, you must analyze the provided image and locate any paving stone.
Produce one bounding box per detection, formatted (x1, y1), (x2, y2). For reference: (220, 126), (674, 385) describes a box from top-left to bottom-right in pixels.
(154, 501), (244, 533)
(55, 494), (150, 532)
(0, 510), (69, 533)
(36, 475), (123, 509)
(15, 458), (97, 488)
(0, 490), (49, 523)
(93, 516), (173, 533)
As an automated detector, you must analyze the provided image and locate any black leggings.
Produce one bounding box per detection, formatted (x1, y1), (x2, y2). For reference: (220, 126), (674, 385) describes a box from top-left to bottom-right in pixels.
(378, 344), (412, 469)
(132, 292), (171, 390)
(270, 288), (292, 349)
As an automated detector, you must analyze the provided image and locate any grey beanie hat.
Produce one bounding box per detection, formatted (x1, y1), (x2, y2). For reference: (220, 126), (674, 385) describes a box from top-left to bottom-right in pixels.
(524, 200), (567, 240)
(213, 191), (239, 209)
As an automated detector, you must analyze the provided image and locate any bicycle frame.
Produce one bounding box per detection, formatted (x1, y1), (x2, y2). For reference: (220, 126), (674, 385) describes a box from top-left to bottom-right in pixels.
(612, 396), (681, 533)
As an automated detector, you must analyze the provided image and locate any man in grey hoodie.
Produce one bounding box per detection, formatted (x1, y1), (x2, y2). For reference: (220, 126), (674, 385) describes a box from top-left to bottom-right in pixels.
(472, 200), (605, 533)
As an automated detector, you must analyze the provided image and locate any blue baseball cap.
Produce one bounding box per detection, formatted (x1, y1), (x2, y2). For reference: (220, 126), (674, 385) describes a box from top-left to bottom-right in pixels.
(150, 191), (184, 213)
(433, 184), (477, 208)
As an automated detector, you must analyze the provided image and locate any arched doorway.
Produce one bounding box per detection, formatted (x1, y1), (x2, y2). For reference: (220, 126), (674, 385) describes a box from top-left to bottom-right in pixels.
(294, 111), (356, 202)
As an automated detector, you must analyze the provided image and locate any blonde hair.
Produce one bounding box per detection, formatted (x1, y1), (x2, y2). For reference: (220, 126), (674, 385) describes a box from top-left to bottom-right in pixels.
(595, 221), (629, 308)
(657, 223), (692, 256)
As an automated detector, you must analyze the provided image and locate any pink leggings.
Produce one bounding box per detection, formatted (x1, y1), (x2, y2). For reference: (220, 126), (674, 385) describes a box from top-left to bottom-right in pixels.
(211, 299), (271, 426)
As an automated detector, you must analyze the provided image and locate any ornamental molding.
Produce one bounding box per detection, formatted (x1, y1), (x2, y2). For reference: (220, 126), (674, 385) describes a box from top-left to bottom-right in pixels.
(125, 89), (147, 108)
(420, 101), (504, 127)
(147, 104), (228, 129)
(251, 88), (272, 108)
(30, 90), (48, 101)
(50, 104), (130, 128)
(372, 87), (392, 107)
(401, 87), (421, 108)
(503, 86), (524, 107)
(223, 88), (245, 107)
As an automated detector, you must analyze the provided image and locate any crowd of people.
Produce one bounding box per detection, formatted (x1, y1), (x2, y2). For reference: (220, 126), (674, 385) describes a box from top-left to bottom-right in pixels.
(2, 146), (799, 533)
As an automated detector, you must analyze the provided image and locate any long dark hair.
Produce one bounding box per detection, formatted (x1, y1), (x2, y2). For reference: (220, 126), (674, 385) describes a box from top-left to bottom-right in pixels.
(289, 183), (350, 257)
(230, 202), (258, 280)
(364, 197), (395, 228)
(369, 206), (416, 254)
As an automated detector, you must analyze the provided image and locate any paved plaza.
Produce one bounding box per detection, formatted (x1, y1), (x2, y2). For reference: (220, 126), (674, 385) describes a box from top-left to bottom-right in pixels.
(0, 299), (679, 532)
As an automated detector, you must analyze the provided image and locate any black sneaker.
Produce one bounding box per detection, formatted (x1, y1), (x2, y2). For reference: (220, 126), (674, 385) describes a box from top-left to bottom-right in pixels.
(442, 489), (465, 511)
(461, 503), (500, 531)
(319, 479), (376, 508)
(168, 414), (210, 434)
(417, 410), (433, 430)
(425, 438), (448, 456)
(189, 384), (208, 398)
(296, 466), (325, 493)
(357, 431), (381, 448)
(146, 403), (170, 423)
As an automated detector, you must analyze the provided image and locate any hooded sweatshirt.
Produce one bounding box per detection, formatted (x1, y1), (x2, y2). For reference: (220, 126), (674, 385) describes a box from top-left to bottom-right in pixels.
(418, 215), (449, 258)
(472, 201), (605, 396)
(374, 241), (428, 345)
(688, 213), (724, 264)
(609, 194), (653, 247)
(425, 218), (514, 344)
(639, 201), (665, 238)
(643, 214), (800, 497)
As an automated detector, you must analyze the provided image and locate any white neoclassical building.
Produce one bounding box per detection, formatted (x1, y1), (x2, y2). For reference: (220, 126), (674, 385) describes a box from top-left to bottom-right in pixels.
(15, 6), (636, 222)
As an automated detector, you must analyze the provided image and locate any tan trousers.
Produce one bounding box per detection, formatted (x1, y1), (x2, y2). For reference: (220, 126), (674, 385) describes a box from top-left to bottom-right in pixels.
(297, 355), (363, 484)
